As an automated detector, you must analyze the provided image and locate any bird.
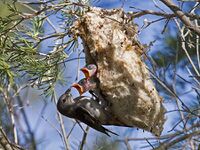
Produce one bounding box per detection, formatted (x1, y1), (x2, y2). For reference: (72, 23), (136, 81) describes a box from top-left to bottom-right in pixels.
(57, 88), (118, 136)
(71, 78), (97, 96)
(80, 64), (97, 79)
(73, 64), (99, 96)
(72, 77), (109, 107)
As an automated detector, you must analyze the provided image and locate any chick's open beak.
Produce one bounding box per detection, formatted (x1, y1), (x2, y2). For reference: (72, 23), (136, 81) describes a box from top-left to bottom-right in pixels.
(80, 67), (90, 79)
(72, 83), (84, 95)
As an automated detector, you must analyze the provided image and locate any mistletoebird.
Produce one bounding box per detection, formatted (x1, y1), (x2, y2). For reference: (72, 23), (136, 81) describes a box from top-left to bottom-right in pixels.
(57, 88), (118, 136)
(80, 64), (97, 79)
(72, 64), (98, 96)
(73, 64), (108, 105)
(72, 78), (97, 96)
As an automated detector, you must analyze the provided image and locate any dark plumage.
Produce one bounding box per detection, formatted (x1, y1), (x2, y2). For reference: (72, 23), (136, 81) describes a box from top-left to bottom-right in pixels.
(57, 88), (118, 136)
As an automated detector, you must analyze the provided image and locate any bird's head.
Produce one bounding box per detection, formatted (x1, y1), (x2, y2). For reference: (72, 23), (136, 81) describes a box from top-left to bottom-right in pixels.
(80, 64), (97, 79)
(57, 88), (73, 110)
(72, 78), (97, 95)
(71, 78), (87, 95)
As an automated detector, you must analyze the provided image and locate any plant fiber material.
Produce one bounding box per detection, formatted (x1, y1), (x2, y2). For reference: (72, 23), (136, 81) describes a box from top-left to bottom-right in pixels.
(71, 7), (165, 136)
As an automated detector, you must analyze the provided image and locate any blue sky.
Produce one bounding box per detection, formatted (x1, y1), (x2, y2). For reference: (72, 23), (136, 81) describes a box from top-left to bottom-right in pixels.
(17, 0), (189, 149)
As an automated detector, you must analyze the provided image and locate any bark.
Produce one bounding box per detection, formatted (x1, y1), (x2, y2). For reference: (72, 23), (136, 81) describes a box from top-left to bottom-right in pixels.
(160, 0), (200, 36)
(0, 127), (24, 150)
(71, 7), (166, 136)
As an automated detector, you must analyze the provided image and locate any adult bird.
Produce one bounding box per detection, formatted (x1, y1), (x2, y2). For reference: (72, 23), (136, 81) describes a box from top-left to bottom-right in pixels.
(57, 88), (118, 136)
(80, 64), (97, 79)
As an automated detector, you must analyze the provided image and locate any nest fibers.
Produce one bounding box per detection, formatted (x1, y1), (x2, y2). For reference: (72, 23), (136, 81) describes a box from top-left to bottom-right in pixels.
(70, 7), (166, 136)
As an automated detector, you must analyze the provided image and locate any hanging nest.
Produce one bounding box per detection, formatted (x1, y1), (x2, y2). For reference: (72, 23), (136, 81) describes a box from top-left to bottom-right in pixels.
(70, 7), (166, 136)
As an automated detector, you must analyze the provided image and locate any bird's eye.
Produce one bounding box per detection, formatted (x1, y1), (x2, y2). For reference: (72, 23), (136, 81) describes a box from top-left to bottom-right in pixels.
(62, 99), (66, 103)
(80, 80), (84, 84)
(89, 65), (95, 69)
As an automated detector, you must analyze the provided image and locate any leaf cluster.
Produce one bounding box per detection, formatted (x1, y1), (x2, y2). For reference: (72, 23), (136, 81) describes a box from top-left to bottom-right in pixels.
(0, 1), (78, 95)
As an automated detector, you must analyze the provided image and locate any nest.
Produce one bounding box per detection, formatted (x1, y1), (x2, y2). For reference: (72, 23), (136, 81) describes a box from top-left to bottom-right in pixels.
(70, 7), (166, 136)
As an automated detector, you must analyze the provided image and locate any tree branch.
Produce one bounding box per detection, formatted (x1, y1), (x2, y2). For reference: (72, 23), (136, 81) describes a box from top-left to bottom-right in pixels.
(53, 91), (70, 150)
(155, 130), (200, 150)
(129, 9), (200, 20)
(79, 126), (89, 150)
(0, 127), (24, 150)
(160, 0), (200, 36)
(2, 90), (18, 144)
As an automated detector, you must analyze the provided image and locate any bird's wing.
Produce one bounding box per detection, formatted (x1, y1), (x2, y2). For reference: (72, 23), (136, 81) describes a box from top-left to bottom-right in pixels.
(73, 96), (90, 101)
(74, 97), (101, 119)
(75, 104), (99, 123)
(73, 96), (97, 119)
(75, 103), (119, 136)
(75, 106), (117, 136)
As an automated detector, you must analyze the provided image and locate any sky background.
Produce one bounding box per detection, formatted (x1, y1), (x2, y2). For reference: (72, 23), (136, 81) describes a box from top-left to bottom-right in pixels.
(7, 0), (192, 149)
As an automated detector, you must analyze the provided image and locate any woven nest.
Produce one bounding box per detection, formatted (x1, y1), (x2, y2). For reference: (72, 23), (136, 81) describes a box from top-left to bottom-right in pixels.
(71, 7), (166, 136)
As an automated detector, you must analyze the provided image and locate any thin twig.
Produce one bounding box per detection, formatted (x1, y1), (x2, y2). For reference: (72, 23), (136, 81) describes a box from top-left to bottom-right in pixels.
(13, 85), (36, 149)
(0, 127), (24, 150)
(186, 66), (200, 86)
(148, 68), (192, 114)
(41, 115), (63, 140)
(124, 138), (132, 150)
(53, 91), (70, 150)
(172, 44), (186, 130)
(79, 126), (90, 150)
(128, 9), (200, 20)
(75, 50), (82, 81)
(174, 19), (200, 77)
(155, 130), (200, 150)
(160, 0), (200, 36)
(145, 139), (154, 149)
(116, 123), (200, 143)
(67, 122), (77, 138)
(195, 19), (200, 71)
(2, 90), (18, 144)
(61, 57), (85, 65)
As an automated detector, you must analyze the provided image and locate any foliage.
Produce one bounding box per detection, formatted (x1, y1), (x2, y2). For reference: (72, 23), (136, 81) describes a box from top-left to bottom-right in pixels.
(0, 0), (199, 150)
(0, 1), (77, 95)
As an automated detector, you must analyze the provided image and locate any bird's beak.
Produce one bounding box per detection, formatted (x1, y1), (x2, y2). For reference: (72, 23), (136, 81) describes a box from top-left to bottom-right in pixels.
(65, 88), (71, 94)
(72, 83), (84, 95)
(80, 67), (90, 79)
